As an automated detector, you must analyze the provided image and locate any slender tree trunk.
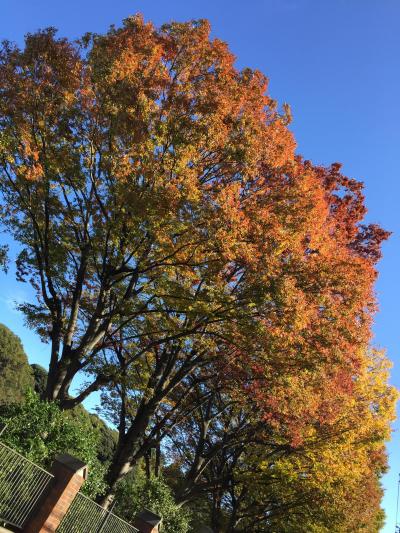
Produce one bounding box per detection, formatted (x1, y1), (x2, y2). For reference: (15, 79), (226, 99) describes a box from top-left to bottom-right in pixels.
(145, 451), (151, 479)
(154, 442), (161, 478)
(211, 492), (223, 533)
(43, 325), (63, 401)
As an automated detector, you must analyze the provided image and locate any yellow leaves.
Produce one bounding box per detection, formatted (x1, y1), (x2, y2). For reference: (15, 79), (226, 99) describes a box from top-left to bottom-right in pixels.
(244, 350), (396, 529)
(110, 48), (140, 83)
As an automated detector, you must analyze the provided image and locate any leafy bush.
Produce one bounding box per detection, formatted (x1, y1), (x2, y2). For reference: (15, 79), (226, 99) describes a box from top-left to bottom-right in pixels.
(114, 468), (190, 533)
(0, 390), (106, 497)
(28, 362), (118, 464)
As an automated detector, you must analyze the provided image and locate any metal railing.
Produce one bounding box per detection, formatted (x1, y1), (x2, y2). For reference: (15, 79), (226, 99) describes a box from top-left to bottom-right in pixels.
(0, 441), (54, 529)
(56, 492), (138, 533)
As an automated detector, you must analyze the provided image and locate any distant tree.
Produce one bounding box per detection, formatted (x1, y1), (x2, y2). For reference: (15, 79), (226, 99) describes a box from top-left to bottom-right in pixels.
(79, 409), (118, 464)
(0, 323), (33, 404)
(88, 413), (118, 464)
(30, 363), (48, 396)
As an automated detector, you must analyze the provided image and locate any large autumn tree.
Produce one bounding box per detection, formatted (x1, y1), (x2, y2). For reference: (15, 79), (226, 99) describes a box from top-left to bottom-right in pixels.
(0, 15), (394, 524)
(94, 155), (392, 507)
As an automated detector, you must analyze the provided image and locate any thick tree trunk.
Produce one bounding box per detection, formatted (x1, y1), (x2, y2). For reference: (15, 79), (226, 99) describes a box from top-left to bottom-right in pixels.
(44, 363), (69, 401)
(98, 400), (158, 509)
(43, 350), (81, 405)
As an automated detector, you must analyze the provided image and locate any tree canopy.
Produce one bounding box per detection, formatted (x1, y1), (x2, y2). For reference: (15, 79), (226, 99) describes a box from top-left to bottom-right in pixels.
(0, 14), (396, 530)
(162, 349), (395, 532)
(30, 363), (48, 396)
(0, 15), (295, 408)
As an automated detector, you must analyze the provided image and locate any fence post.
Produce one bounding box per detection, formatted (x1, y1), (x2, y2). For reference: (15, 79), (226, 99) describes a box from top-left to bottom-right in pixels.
(97, 500), (116, 533)
(23, 454), (87, 533)
(133, 509), (162, 533)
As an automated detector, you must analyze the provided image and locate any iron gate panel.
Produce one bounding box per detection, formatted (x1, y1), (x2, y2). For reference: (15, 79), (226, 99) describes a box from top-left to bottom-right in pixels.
(0, 441), (54, 529)
(57, 492), (138, 533)
(101, 513), (140, 533)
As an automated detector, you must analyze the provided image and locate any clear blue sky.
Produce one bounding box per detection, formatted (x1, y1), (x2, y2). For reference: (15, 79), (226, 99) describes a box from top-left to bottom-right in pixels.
(1, 1), (399, 530)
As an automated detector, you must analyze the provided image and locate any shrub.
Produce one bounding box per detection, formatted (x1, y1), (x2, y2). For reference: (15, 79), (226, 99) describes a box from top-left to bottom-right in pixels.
(114, 468), (190, 533)
(0, 390), (107, 497)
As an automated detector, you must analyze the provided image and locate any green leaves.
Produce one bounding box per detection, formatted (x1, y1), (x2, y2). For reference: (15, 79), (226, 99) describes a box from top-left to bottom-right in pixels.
(0, 244), (8, 273)
(114, 469), (190, 533)
(0, 391), (107, 498)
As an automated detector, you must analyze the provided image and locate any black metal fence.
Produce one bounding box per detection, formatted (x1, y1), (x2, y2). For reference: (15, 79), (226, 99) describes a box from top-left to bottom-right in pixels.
(0, 441), (54, 529)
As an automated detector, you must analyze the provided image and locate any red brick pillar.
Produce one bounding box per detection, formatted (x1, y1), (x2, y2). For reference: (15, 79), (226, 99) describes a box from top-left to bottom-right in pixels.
(24, 454), (87, 533)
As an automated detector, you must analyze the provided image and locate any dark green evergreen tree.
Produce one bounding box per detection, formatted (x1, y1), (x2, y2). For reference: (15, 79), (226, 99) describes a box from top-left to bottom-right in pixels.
(0, 323), (33, 404)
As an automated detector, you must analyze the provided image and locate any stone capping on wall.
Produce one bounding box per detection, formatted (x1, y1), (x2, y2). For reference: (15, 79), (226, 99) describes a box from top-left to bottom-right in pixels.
(133, 509), (162, 533)
(53, 454), (88, 480)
